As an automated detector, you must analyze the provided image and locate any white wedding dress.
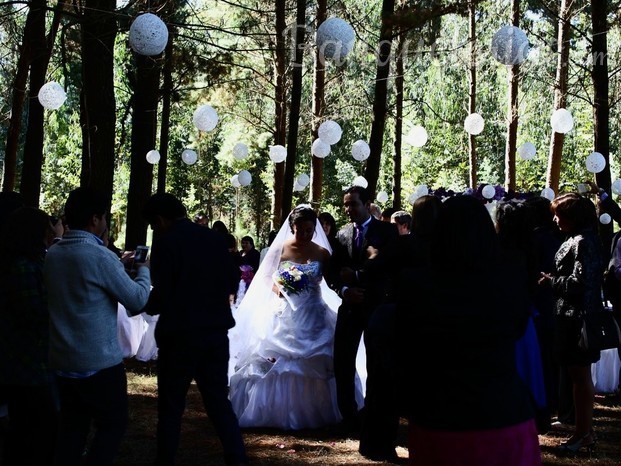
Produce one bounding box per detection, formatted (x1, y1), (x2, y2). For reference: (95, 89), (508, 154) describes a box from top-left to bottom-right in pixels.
(229, 260), (342, 430)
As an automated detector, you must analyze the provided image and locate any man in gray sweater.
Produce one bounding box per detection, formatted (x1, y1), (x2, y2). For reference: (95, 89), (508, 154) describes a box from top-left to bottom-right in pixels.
(44, 187), (151, 466)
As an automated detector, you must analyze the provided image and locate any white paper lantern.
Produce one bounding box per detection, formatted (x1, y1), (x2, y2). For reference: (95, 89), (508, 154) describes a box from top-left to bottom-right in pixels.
(352, 176), (368, 188)
(231, 174), (241, 188)
(406, 125), (428, 148)
(146, 149), (160, 164)
(193, 104), (219, 132)
(415, 184), (429, 197)
(482, 184), (496, 200)
(351, 140), (370, 161)
(237, 170), (252, 186)
(541, 187), (555, 201)
(464, 113), (485, 135)
(491, 25), (530, 66)
(550, 108), (574, 134)
(311, 138), (331, 158)
(517, 142), (536, 161)
(293, 181), (305, 192)
(297, 173), (310, 187)
(612, 179), (621, 195)
(376, 191), (389, 203)
(316, 17), (355, 61)
(318, 120), (342, 145)
(407, 192), (420, 205)
(232, 143), (249, 160)
(269, 145), (287, 163)
(586, 151), (606, 174)
(129, 13), (169, 56)
(181, 149), (197, 165)
(600, 213), (612, 225)
(38, 82), (66, 110)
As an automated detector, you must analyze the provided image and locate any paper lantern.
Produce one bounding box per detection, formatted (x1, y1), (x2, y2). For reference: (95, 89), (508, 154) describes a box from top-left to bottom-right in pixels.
(318, 120), (342, 145)
(376, 191), (389, 203)
(297, 173), (310, 187)
(231, 175), (241, 188)
(269, 145), (287, 163)
(464, 113), (485, 135)
(407, 192), (420, 205)
(129, 13), (169, 56)
(481, 184), (496, 200)
(541, 187), (555, 201)
(351, 140), (370, 161)
(193, 104), (219, 132)
(517, 142), (536, 161)
(586, 151), (606, 174)
(181, 149), (197, 165)
(612, 179), (621, 195)
(491, 25), (530, 66)
(38, 82), (66, 110)
(316, 17), (355, 61)
(415, 184), (429, 197)
(237, 170), (252, 186)
(550, 108), (573, 134)
(232, 143), (249, 160)
(600, 213), (612, 225)
(293, 182), (305, 192)
(352, 176), (368, 188)
(146, 149), (160, 164)
(311, 138), (331, 158)
(406, 125), (428, 148)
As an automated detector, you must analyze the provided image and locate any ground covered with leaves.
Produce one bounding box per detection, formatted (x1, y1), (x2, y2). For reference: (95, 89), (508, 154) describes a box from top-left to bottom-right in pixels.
(118, 360), (621, 465)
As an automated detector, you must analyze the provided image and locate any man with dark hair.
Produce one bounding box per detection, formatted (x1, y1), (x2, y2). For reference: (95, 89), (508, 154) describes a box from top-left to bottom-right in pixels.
(44, 186), (151, 466)
(390, 210), (412, 235)
(142, 193), (248, 466)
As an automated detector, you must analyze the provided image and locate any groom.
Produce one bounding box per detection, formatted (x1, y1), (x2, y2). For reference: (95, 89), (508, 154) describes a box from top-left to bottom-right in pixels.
(330, 186), (398, 447)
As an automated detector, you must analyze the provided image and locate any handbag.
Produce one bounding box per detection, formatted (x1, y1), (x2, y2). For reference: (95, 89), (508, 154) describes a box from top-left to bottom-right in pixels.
(578, 310), (621, 352)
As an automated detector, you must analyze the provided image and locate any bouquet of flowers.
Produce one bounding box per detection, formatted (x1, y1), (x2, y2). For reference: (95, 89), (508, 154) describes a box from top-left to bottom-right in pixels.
(274, 263), (310, 295)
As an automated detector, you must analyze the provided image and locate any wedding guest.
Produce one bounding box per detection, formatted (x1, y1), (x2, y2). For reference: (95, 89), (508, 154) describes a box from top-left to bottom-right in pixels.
(538, 193), (603, 453)
(236, 236), (260, 304)
(397, 195), (540, 465)
(44, 187), (151, 466)
(142, 193), (248, 466)
(0, 207), (58, 465)
(390, 210), (412, 235)
(381, 207), (396, 223)
(212, 220), (229, 236)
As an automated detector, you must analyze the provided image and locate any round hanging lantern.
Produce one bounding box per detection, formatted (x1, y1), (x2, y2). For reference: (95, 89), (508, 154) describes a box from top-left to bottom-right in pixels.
(311, 138), (331, 158)
(550, 108), (574, 134)
(517, 142), (536, 161)
(193, 104), (219, 132)
(181, 149), (197, 165)
(612, 179), (621, 195)
(318, 120), (342, 145)
(464, 113), (485, 135)
(600, 213), (612, 225)
(129, 13), (169, 56)
(146, 149), (160, 164)
(269, 145), (287, 163)
(481, 184), (496, 200)
(541, 187), (555, 201)
(406, 125), (428, 148)
(231, 175), (241, 188)
(415, 184), (429, 197)
(351, 140), (370, 161)
(293, 181), (305, 192)
(38, 82), (66, 110)
(586, 151), (606, 174)
(407, 192), (420, 205)
(316, 17), (355, 61)
(297, 173), (310, 187)
(352, 176), (368, 188)
(237, 170), (252, 186)
(376, 191), (389, 203)
(490, 25), (530, 66)
(232, 143), (249, 160)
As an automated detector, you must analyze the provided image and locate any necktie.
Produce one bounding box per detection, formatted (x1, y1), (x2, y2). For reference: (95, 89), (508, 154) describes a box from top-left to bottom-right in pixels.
(354, 224), (363, 250)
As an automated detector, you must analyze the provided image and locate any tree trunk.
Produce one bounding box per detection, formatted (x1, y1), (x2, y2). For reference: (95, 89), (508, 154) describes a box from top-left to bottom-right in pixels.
(80, 0), (117, 211)
(309, 0), (327, 207)
(157, 33), (174, 194)
(546, 0), (573, 193)
(393, 31), (404, 210)
(365, 0), (395, 198)
(467, 0), (477, 189)
(281, 0), (305, 220)
(503, 0), (520, 191)
(125, 54), (161, 249)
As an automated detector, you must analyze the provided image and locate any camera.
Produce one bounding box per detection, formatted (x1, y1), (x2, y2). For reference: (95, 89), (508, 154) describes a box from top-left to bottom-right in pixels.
(134, 245), (149, 263)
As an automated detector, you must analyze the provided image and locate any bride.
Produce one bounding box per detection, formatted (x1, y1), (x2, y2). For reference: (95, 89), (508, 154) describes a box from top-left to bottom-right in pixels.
(228, 206), (346, 430)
